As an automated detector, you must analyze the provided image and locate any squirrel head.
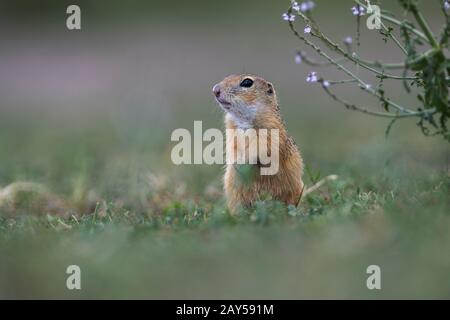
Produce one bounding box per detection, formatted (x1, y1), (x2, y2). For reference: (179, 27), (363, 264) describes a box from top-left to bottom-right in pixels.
(212, 74), (278, 129)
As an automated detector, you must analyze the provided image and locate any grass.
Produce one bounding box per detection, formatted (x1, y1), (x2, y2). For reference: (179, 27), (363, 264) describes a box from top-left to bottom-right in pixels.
(0, 116), (449, 299)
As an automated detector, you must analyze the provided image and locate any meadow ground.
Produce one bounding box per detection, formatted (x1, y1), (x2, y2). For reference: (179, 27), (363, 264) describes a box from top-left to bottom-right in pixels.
(0, 114), (448, 299)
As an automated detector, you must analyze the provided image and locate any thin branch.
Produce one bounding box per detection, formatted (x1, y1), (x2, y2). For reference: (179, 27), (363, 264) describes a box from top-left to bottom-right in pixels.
(298, 50), (406, 70)
(296, 51), (348, 66)
(350, 53), (406, 69)
(320, 83), (436, 119)
(326, 79), (358, 85)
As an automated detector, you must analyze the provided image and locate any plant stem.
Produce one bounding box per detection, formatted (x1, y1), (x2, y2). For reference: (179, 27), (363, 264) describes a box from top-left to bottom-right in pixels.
(410, 4), (440, 49)
(350, 54), (406, 69)
(321, 84), (435, 118)
(327, 79), (358, 85)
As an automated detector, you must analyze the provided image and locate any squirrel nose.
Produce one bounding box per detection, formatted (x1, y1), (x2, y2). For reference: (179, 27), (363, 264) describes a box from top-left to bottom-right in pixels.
(213, 84), (221, 98)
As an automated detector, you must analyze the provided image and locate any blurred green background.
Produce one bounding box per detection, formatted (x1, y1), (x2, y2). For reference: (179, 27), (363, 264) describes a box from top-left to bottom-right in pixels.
(0, 0), (449, 299)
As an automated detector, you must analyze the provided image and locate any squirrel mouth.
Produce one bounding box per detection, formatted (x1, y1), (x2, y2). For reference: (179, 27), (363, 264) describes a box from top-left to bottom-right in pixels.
(216, 97), (231, 108)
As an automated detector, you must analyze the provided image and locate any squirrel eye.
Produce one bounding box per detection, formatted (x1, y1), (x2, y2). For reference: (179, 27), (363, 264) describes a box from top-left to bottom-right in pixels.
(240, 78), (254, 88)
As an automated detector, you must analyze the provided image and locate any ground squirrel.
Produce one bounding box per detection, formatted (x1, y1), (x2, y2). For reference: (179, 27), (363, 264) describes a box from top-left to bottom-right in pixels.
(213, 74), (305, 213)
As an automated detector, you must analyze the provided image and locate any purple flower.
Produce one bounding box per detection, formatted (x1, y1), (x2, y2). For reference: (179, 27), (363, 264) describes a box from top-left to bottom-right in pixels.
(351, 5), (366, 16)
(282, 13), (296, 22)
(445, 1), (450, 10)
(344, 36), (353, 45)
(292, 1), (315, 13)
(322, 80), (330, 87)
(304, 25), (312, 33)
(300, 1), (315, 12)
(295, 52), (303, 64)
(306, 71), (318, 83)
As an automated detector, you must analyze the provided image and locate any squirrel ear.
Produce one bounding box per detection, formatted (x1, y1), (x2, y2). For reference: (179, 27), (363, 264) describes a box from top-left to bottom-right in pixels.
(267, 83), (274, 95)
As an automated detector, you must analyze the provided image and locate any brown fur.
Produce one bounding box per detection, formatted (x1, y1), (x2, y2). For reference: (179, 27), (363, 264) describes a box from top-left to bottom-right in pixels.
(213, 74), (304, 213)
